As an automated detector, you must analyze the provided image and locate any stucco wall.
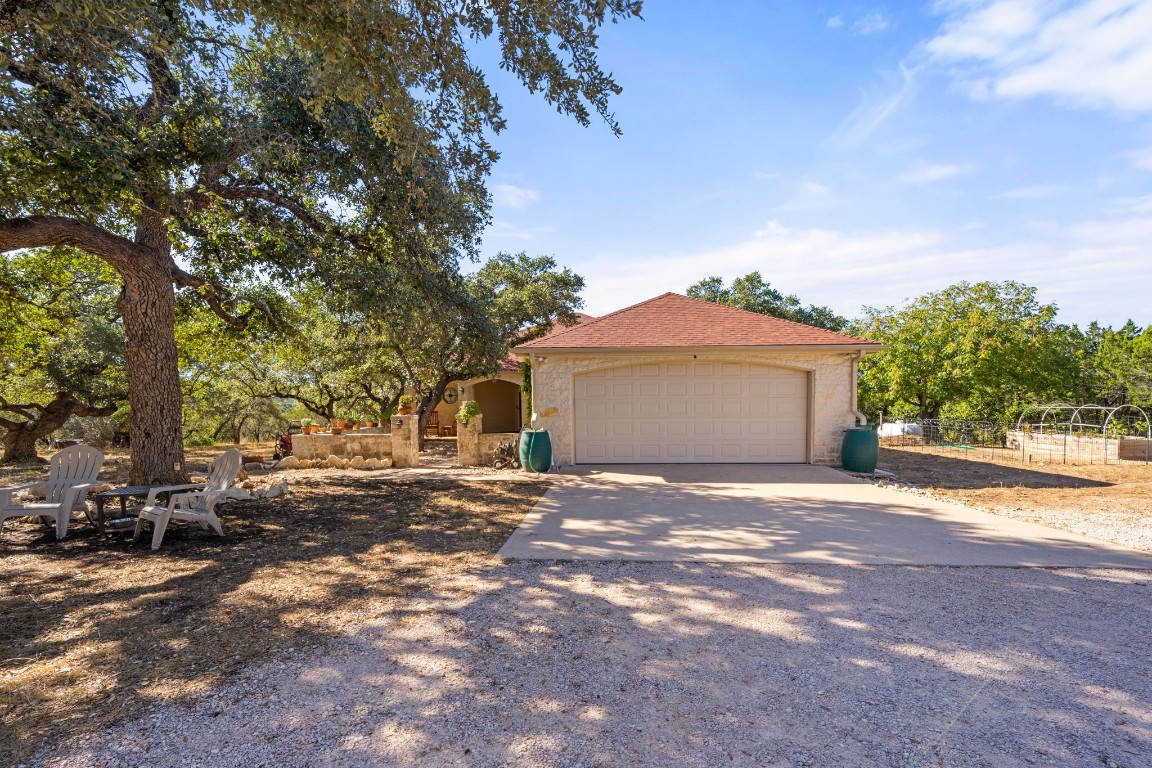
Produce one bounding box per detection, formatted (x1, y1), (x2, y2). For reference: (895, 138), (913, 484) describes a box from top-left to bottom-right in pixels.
(526, 351), (859, 465)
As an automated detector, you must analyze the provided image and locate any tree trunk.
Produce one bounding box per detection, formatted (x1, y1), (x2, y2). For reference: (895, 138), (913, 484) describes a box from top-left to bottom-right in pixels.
(119, 214), (187, 485)
(416, 377), (452, 451)
(0, 392), (78, 463)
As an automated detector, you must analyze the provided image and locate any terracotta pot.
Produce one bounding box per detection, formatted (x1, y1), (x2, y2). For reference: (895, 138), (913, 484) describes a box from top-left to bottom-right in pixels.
(398, 405), (413, 415)
(332, 418), (345, 429)
(330, 428), (343, 435)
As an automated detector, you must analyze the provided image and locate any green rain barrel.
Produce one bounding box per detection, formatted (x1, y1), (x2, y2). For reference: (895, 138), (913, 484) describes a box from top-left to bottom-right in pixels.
(519, 429), (553, 473)
(841, 428), (879, 473)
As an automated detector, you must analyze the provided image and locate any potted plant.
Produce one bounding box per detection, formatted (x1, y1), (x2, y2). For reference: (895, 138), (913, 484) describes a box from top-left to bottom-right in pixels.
(301, 418), (317, 435)
(457, 400), (481, 427)
(397, 394), (416, 415)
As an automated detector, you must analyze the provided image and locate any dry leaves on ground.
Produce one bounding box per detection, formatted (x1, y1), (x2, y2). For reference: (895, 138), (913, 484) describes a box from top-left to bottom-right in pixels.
(0, 475), (549, 764)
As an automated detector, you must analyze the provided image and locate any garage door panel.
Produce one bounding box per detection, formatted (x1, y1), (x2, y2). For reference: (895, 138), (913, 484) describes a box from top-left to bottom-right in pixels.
(575, 362), (808, 464)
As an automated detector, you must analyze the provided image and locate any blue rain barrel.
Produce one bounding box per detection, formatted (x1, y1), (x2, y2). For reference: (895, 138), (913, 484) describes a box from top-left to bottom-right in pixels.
(842, 428), (879, 473)
(520, 429), (552, 473)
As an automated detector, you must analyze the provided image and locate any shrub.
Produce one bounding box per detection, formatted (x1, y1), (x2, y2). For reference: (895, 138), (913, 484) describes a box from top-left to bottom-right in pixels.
(457, 400), (481, 425)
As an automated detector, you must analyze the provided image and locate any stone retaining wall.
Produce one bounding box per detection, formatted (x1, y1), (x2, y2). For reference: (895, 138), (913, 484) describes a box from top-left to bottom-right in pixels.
(293, 432), (393, 460)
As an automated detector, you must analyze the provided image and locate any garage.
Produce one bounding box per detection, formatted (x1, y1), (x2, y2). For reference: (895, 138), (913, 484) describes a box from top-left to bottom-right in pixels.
(513, 292), (881, 466)
(574, 361), (808, 463)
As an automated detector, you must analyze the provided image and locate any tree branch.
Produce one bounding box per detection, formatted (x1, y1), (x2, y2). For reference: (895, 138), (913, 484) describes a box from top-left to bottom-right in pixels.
(0, 216), (151, 271)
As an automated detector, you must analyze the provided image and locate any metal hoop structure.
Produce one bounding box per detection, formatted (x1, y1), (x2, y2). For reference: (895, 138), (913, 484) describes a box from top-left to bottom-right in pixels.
(1014, 403), (1151, 463)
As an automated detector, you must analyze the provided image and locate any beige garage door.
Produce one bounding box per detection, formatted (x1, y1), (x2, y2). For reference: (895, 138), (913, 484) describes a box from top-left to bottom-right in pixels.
(574, 362), (808, 463)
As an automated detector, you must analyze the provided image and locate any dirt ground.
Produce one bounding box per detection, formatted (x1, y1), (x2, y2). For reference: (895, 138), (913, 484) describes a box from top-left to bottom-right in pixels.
(878, 446), (1152, 550)
(0, 463), (549, 764)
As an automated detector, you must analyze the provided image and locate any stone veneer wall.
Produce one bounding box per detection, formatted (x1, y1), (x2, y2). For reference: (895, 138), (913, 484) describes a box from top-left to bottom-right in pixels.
(526, 351), (859, 465)
(456, 414), (521, 466)
(477, 432), (521, 466)
(293, 432), (392, 460)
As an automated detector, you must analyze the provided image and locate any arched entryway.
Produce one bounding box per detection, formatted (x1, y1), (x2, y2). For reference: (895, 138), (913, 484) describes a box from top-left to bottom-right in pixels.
(474, 379), (523, 433)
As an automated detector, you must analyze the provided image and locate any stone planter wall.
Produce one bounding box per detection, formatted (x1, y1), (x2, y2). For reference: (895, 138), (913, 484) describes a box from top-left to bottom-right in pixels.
(293, 432), (393, 460)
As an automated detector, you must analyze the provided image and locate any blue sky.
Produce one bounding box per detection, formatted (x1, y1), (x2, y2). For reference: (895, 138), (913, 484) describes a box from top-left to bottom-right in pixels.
(474, 0), (1152, 328)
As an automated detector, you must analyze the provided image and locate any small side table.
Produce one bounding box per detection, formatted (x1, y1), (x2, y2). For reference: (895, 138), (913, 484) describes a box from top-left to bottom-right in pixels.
(91, 485), (187, 534)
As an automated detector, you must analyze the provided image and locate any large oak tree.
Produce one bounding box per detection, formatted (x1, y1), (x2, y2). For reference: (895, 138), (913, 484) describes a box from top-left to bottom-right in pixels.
(1, 0), (640, 482)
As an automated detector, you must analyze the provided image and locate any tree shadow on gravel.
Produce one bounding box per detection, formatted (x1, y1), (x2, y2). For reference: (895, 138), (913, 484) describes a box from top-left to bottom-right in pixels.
(106, 561), (1148, 768)
(0, 474), (550, 764)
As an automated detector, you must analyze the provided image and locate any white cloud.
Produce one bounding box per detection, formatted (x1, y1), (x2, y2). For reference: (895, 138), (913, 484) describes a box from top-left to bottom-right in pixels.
(579, 211), (1152, 326)
(926, 0), (1152, 113)
(799, 180), (831, 196)
(994, 184), (1067, 199)
(1126, 145), (1152, 171)
(827, 15), (844, 29)
(898, 162), (972, 184)
(854, 12), (892, 36)
(492, 183), (540, 209)
(830, 63), (919, 149)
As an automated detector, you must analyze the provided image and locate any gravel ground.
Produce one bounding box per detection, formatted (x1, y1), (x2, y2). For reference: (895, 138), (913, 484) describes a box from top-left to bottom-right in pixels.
(875, 480), (1152, 552)
(32, 562), (1152, 768)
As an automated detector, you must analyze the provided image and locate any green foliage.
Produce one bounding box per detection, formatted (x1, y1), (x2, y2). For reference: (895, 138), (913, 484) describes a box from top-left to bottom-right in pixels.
(0, 249), (125, 440)
(398, 395), (417, 406)
(1081, 321), (1152, 409)
(184, 434), (215, 447)
(687, 272), (848, 331)
(2, 0), (637, 475)
(521, 360), (533, 416)
(457, 400), (481, 425)
(854, 281), (1081, 421)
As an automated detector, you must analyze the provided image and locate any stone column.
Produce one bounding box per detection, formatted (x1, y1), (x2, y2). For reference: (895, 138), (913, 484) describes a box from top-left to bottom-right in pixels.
(457, 414), (483, 467)
(390, 415), (421, 468)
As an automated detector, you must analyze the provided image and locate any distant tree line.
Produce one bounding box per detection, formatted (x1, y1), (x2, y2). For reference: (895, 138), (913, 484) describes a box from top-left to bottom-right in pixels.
(690, 274), (1151, 424)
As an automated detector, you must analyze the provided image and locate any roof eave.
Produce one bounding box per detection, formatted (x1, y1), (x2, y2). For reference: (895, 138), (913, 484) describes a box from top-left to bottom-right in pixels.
(511, 343), (886, 355)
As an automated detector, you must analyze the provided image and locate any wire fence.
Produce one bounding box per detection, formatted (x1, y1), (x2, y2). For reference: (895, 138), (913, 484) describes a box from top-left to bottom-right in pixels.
(879, 417), (1151, 465)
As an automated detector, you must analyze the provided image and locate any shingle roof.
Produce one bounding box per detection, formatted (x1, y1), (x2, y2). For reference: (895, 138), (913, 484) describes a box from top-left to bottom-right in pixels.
(513, 293), (877, 350)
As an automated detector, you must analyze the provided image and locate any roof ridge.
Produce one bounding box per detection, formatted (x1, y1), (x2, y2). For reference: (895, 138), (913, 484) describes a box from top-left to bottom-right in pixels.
(529, 292), (676, 345)
(676, 291), (870, 342)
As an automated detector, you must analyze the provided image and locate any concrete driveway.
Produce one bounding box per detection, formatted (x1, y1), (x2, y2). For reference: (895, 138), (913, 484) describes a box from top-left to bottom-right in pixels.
(499, 464), (1152, 567)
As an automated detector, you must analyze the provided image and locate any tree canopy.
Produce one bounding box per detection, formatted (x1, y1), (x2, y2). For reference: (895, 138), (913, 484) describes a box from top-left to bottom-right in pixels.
(686, 272), (848, 331)
(853, 281), (1082, 421)
(0, 249), (125, 461)
(1, 0), (640, 480)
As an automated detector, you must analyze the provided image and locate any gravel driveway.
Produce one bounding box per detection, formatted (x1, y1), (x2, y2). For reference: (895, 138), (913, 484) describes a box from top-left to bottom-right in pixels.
(36, 561), (1151, 768)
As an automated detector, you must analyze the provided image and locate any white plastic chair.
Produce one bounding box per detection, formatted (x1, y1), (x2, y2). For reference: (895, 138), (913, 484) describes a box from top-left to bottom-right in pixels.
(0, 445), (104, 540)
(133, 447), (242, 550)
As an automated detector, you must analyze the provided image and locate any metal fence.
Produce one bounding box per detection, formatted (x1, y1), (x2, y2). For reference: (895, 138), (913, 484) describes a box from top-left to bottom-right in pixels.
(879, 417), (1151, 465)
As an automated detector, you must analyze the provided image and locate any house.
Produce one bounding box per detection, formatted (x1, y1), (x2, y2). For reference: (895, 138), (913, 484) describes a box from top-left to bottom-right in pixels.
(429, 314), (598, 434)
(511, 293), (882, 464)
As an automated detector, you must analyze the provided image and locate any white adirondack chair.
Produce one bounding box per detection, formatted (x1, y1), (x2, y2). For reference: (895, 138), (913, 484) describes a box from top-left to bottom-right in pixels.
(0, 445), (104, 540)
(133, 447), (242, 550)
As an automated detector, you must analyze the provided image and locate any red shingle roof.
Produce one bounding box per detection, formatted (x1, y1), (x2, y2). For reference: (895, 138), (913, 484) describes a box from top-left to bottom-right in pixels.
(501, 313), (598, 368)
(513, 293), (877, 350)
